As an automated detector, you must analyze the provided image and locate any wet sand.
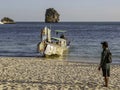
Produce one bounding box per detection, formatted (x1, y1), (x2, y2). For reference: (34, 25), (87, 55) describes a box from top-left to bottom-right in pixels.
(0, 57), (120, 90)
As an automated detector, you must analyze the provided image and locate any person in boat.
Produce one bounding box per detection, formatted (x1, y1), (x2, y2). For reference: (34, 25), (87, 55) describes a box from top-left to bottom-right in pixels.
(60, 34), (65, 39)
(41, 29), (47, 41)
(38, 29), (47, 55)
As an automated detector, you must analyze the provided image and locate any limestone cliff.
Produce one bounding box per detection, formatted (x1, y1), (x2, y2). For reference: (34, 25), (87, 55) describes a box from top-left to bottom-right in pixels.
(45, 8), (60, 23)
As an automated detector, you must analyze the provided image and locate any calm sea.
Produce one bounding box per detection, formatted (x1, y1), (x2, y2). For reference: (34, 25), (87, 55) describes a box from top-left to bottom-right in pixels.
(0, 22), (120, 64)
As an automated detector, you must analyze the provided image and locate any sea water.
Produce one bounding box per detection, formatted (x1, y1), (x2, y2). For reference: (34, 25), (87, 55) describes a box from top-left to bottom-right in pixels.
(0, 22), (120, 64)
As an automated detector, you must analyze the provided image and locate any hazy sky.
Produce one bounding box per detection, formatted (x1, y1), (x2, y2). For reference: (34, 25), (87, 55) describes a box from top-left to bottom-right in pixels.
(0, 0), (120, 21)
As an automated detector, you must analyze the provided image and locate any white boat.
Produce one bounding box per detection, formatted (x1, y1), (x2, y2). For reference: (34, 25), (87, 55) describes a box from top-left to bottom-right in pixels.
(0, 22), (4, 24)
(37, 26), (70, 57)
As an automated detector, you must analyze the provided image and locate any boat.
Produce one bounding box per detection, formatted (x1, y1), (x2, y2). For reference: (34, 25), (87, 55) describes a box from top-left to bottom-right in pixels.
(37, 26), (70, 57)
(0, 22), (4, 24)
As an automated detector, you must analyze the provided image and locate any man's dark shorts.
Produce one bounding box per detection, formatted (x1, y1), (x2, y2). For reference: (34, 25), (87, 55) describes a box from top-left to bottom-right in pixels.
(102, 68), (110, 77)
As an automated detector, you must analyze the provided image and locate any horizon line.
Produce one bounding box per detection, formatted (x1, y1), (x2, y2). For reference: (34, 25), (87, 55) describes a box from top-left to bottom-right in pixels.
(13, 20), (120, 22)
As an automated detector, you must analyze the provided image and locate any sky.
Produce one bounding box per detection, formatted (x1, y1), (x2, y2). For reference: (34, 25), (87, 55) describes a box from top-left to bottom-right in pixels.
(0, 0), (120, 22)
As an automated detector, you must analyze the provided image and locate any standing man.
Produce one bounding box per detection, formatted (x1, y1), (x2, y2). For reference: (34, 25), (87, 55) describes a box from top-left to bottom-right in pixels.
(98, 41), (111, 87)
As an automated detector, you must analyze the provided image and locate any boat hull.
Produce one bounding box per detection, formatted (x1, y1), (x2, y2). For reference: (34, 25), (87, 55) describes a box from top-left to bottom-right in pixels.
(37, 41), (69, 56)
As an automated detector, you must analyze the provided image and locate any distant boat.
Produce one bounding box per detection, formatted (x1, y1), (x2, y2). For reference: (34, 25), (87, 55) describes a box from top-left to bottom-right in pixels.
(37, 26), (70, 57)
(0, 22), (4, 24)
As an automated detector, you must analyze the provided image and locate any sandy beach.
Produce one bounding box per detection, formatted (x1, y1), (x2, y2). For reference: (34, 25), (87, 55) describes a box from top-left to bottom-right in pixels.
(0, 57), (119, 90)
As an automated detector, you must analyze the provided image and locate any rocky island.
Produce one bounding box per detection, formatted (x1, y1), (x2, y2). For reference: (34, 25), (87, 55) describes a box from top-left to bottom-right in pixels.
(0, 17), (15, 24)
(45, 8), (60, 23)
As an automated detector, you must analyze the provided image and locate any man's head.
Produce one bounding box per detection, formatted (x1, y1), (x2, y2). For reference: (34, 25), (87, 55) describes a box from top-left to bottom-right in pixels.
(101, 41), (108, 49)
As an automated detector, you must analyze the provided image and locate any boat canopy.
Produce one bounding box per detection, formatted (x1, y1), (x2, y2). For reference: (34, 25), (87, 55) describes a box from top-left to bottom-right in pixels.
(55, 30), (66, 33)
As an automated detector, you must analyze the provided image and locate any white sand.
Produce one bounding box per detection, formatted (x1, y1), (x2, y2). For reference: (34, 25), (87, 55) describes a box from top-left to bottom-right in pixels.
(0, 57), (120, 90)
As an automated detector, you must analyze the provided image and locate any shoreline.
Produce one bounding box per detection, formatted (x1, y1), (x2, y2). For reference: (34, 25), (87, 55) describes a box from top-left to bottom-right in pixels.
(0, 56), (119, 65)
(0, 57), (120, 90)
